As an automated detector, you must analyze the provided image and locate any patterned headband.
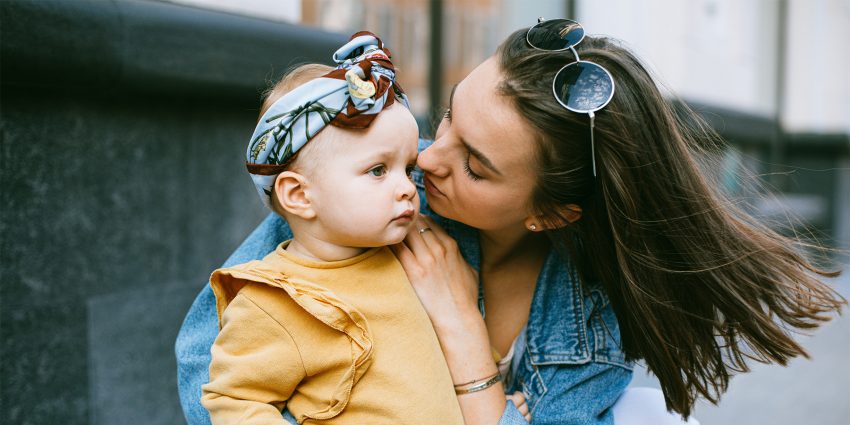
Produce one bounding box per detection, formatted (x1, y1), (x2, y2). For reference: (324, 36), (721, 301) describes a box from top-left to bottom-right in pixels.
(246, 31), (409, 209)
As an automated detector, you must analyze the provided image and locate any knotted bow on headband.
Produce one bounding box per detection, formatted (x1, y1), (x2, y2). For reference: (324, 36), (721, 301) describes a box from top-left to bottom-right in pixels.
(246, 31), (409, 209)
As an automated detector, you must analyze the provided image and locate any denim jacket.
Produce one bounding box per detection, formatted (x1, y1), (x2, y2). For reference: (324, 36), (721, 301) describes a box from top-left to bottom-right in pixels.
(176, 139), (633, 425)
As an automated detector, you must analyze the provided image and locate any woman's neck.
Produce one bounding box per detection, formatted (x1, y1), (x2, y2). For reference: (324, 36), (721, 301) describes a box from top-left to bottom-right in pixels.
(479, 226), (549, 272)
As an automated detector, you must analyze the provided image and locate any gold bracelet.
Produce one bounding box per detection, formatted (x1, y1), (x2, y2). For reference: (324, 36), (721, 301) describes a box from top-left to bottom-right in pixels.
(454, 372), (502, 395)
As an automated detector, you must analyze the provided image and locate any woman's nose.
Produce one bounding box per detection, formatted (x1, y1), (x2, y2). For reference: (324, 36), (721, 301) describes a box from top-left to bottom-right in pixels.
(417, 139), (448, 177)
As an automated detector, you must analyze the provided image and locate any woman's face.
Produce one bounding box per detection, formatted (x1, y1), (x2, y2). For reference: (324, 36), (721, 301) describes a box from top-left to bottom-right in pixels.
(417, 56), (540, 232)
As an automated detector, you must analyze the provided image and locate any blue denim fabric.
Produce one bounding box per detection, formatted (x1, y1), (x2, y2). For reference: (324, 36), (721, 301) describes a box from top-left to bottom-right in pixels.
(176, 139), (632, 424)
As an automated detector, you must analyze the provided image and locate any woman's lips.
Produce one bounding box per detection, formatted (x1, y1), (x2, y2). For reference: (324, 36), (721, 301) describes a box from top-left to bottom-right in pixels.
(423, 175), (445, 198)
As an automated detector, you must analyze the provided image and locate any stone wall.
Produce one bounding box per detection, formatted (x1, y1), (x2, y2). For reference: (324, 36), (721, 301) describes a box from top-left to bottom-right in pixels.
(0, 1), (344, 423)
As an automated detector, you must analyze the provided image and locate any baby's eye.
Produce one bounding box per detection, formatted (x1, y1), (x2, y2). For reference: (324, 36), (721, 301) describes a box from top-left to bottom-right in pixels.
(368, 165), (387, 177)
(406, 165), (416, 179)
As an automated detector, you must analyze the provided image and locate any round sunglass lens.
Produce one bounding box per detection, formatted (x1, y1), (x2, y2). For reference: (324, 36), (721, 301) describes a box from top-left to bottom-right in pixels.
(527, 19), (585, 51)
(553, 62), (615, 112)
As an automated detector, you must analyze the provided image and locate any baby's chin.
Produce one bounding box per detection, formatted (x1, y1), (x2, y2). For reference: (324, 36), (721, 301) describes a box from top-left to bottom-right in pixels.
(384, 234), (407, 246)
(339, 224), (413, 248)
(375, 230), (411, 247)
(360, 226), (414, 247)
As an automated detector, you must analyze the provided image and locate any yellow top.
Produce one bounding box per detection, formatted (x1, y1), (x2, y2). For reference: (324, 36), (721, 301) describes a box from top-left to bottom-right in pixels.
(201, 241), (464, 425)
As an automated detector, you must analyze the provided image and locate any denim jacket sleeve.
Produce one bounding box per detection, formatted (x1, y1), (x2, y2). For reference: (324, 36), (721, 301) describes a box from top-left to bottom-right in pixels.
(527, 362), (631, 424)
(497, 360), (631, 425)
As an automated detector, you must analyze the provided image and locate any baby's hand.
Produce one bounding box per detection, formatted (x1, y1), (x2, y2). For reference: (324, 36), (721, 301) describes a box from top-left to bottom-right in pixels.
(506, 391), (532, 423)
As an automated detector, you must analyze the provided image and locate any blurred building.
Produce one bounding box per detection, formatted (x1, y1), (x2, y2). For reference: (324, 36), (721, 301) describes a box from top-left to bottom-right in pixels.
(579, 0), (850, 134)
(302, 0), (437, 115)
(168, 0), (570, 120)
(167, 0), (850, 130)
(301, 0), (508, 119)
(578, 0), (850, 248)
(297, 0), (574, 121)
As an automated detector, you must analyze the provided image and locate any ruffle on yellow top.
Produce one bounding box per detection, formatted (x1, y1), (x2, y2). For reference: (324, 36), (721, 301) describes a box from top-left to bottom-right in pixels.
(209, 246), (381, 420)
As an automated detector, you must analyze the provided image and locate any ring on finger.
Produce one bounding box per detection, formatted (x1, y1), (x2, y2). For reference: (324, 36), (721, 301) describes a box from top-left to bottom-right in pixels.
(418, 227), (433, 234)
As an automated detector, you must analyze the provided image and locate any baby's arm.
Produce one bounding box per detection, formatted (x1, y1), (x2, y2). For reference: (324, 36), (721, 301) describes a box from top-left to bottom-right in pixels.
(201, 291), (306, 425)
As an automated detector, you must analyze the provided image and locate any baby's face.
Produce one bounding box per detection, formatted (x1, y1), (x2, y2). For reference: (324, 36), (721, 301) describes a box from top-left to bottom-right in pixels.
(307, 103), (420, 247)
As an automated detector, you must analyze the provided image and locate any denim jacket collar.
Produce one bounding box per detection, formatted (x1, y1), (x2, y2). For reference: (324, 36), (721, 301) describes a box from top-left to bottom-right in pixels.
(428, 212), (590, 366)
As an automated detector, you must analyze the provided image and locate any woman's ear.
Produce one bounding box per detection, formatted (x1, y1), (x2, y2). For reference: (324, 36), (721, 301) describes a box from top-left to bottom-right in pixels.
(524, 204), (582, 231)
(274, 171), (316, 220)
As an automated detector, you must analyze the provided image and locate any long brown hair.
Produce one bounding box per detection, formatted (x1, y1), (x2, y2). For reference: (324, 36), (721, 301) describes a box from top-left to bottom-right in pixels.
(496, 29), (845, 417)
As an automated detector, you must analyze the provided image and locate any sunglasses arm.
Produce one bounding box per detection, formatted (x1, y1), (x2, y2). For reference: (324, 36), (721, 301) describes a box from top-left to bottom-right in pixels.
(589, 110), (597, 177)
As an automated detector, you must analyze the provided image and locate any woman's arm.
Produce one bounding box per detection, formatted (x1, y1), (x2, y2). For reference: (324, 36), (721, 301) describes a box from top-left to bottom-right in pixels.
(175, 213), (292, 425)
(435, 308), (512, 424)
(392, 215), (514, 425)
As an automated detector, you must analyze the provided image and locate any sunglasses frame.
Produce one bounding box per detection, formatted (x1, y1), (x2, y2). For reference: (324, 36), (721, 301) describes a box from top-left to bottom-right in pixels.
(526, 18), (616, 177)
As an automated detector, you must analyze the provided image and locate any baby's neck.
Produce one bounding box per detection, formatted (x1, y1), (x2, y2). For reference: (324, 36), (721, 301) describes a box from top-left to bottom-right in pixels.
(285, 235), (369, 263)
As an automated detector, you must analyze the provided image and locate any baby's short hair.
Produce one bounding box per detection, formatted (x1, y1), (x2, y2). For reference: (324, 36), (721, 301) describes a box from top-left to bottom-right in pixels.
(260, 63), (334, 117)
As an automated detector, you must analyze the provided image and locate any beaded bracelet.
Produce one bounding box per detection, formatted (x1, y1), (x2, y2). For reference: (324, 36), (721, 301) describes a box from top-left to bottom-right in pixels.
(454, 372), (502, 395)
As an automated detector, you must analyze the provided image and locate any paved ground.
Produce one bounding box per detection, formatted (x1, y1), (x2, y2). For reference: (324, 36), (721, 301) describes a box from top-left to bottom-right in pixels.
(628, 264), (850, 425)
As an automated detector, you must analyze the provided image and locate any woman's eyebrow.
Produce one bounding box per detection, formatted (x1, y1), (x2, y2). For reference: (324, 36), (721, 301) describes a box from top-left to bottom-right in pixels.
(464, 141), (501, 175)
(449, 84), (502, 176)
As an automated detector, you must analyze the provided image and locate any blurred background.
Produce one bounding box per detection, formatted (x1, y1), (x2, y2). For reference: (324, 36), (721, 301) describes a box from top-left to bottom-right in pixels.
(1, 0), (847, 424)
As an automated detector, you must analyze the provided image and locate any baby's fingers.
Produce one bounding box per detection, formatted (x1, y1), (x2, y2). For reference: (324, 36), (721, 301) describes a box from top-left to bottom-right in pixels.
(507, 391), (531, 422)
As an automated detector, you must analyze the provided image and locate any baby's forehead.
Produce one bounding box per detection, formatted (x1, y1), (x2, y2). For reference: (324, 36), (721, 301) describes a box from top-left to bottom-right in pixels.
(285, 127), (364, 173)
(291, 105), (418, 176)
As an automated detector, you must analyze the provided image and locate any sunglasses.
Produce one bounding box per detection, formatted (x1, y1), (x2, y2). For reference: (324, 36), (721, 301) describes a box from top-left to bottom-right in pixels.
(526, 18), (615, 177)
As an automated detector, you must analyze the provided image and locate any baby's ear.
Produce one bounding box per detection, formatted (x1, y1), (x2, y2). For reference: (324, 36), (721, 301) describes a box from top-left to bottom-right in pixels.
(274, 171), (316, 220)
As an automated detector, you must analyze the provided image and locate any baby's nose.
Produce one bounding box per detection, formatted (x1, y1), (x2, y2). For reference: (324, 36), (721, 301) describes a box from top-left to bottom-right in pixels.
(397, 174), (417, 201)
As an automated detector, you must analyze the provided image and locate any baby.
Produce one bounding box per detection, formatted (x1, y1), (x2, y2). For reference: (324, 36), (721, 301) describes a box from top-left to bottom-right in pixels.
(201, 33), (464, 424)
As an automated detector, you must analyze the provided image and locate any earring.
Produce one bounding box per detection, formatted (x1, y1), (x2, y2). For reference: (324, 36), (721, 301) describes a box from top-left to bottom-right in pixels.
(529, 224), (537, 231)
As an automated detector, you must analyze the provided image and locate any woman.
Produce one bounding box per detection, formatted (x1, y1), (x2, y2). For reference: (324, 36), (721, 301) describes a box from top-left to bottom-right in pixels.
(177, 20), (845, 424)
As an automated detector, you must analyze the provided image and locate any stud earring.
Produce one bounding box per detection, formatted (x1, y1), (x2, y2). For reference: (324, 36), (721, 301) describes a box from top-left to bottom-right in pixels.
(529, 224), (537, 231)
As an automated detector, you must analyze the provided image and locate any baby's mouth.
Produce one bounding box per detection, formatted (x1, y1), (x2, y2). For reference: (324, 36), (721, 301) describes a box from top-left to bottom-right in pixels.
(392, 208), (416, 221)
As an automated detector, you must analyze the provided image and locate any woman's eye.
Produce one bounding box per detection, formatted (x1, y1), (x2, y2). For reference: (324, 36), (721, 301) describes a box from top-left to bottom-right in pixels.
(368, 165), (387, 177)
(463, 153), (482, 181)
(443, 108), (452, 121)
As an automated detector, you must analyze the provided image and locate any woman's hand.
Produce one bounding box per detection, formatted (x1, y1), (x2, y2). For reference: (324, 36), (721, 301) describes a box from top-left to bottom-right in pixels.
(391, 215), (480, 331)
(507, 392), (532, 423)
